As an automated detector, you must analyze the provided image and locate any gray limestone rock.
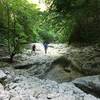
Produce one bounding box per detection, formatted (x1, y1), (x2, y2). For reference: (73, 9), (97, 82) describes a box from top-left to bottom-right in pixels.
(73, 75), (100, 97)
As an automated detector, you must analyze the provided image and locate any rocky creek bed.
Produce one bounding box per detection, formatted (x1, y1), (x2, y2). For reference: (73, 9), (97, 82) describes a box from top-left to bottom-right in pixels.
(0, 69), (99, 100)
(0, 43), (100, 100)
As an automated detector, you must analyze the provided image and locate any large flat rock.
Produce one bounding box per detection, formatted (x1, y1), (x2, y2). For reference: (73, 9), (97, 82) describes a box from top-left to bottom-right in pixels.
(72, 75), (100, 97)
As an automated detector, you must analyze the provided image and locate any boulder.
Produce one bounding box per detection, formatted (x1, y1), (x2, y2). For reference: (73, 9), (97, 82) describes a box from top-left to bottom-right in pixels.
(0, 70), (7, 85)
(0, 70), (7, 79)
(72, 75), (100, 97)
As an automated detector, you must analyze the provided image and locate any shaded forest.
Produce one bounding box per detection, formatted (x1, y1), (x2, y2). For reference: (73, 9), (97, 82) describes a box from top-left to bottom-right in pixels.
(0, 0), (100, 62)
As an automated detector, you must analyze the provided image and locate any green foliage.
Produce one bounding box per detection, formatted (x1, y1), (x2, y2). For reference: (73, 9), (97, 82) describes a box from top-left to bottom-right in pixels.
(46, 0), (100, 44)
(35, 11), (56, 43)
(1, 0), (100, 62)
(0, 0), (41, 61)
(38, 30), (54, 43)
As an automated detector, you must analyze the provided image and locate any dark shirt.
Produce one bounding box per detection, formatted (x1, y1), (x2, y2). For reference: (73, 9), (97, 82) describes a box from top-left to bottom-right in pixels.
(32, 45), (36, 51)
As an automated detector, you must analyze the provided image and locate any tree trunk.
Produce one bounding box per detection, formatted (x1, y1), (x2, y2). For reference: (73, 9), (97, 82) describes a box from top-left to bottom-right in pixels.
(6, 3), (11, 55)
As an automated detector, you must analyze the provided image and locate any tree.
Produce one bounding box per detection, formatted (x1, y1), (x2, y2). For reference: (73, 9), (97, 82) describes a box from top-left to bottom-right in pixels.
(46, 0), (100, 44)
(0, 0), (40, 62)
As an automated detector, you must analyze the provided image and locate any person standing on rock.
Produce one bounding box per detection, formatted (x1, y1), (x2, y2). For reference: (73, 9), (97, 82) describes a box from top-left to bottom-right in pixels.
(31, 44), (36, 55)
(43, 42), (48, 54)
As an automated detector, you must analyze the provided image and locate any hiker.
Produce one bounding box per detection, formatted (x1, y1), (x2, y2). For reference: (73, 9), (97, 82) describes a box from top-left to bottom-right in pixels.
(31, 44), (36, 55)
(43, 42), (48, 54)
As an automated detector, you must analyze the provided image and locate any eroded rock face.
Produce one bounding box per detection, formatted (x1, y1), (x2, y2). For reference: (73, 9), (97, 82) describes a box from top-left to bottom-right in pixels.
(66, 45), (100, 75)
(72, 75), (100, 97)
